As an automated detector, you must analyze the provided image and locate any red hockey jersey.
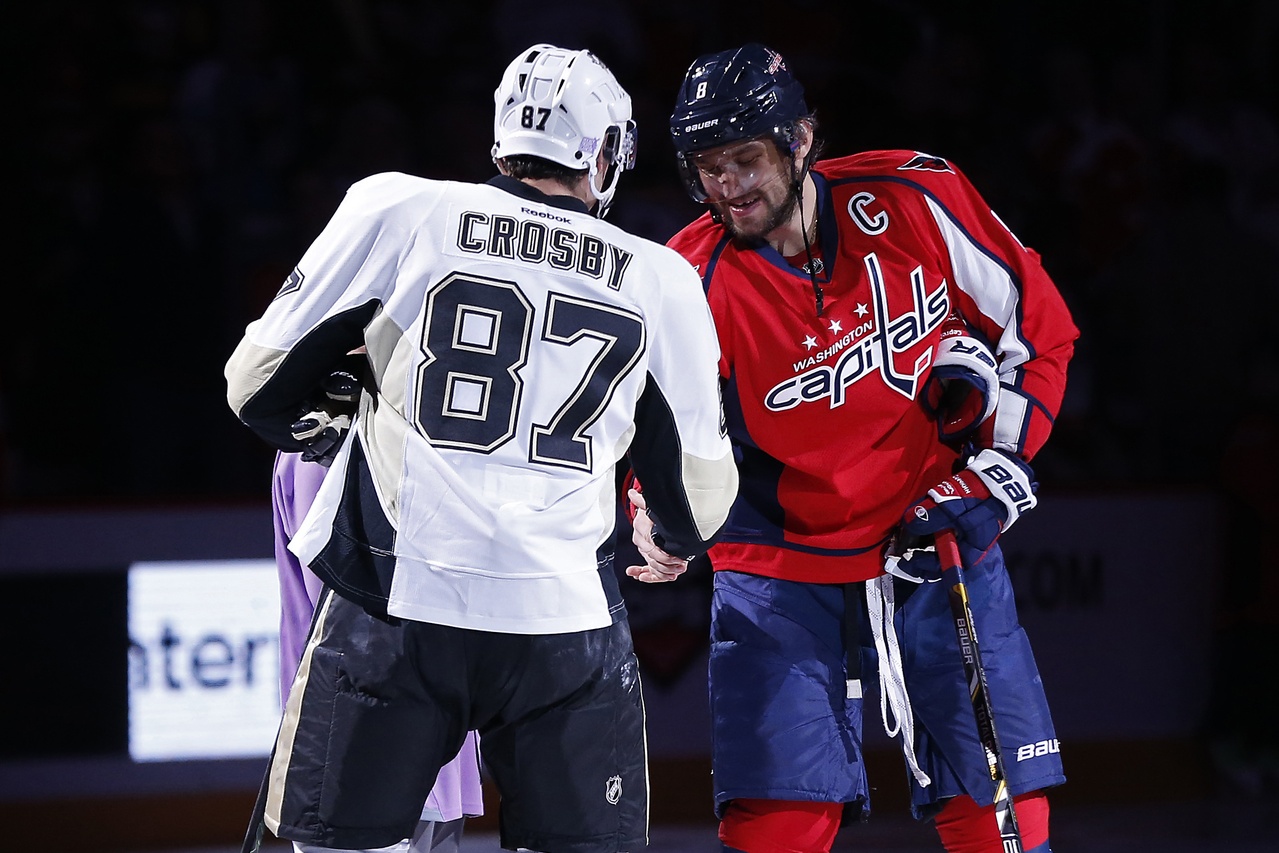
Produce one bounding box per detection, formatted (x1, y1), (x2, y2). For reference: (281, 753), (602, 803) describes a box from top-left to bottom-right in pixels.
(667, 150), (1078, 583)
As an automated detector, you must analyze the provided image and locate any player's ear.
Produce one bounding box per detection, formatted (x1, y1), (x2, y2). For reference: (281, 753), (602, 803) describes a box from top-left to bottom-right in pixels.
(594, 147), (610, 191)
(792, 119), (814, 162)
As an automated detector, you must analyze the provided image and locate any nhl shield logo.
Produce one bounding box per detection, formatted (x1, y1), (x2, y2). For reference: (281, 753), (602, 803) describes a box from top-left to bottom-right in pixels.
(605, 774), (623, 805)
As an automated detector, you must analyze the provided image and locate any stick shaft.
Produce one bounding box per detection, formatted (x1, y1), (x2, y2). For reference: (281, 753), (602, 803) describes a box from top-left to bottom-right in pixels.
(935, 530), (1023, 852)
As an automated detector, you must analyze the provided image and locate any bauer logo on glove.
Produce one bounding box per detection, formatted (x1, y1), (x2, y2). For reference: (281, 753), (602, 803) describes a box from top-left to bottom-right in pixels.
(921, 315), (1000, 445)
(901, 448), (1038, 556)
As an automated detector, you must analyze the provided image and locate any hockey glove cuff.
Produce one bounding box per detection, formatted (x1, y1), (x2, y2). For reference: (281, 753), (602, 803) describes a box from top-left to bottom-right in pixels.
(922, 322), (1000, 445)
(317, 369), (361, 406)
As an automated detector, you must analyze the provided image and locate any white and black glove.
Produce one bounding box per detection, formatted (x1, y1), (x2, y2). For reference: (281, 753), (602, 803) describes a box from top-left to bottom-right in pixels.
(291, 370), (361, 467)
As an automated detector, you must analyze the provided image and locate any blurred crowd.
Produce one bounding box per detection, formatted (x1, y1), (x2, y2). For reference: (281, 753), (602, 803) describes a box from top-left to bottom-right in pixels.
(6, 0), (1279, 504)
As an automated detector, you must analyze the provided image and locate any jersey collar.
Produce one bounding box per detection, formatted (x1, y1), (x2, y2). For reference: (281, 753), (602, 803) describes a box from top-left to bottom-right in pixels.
(751, 170), (834, 282)
(488, 175), (592, 215)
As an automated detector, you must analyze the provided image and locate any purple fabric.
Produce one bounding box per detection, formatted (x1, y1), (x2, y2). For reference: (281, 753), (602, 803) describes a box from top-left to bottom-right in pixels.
(272, 450), (330, 700)
(425, 729), (485, 821)
(270, 451), (484, 821)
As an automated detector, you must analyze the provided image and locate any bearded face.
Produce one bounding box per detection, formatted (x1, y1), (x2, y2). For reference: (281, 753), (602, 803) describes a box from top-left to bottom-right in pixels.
(691, 138), (801, 243)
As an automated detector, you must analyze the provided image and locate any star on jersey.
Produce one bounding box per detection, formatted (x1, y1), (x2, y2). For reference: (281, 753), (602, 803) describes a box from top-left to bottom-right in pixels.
(768, 253), (950, 412)
(802, 335), (818, 350)
(828, 319), (843, 334)
(854, 303), (869, 317)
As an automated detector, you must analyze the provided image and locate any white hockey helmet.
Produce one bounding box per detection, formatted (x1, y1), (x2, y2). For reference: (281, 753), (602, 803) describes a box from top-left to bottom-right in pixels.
(492, 44), (637, 218)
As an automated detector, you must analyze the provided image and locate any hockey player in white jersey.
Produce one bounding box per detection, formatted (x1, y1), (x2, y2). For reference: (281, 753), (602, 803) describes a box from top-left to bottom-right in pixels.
(226, 44), (738, 853)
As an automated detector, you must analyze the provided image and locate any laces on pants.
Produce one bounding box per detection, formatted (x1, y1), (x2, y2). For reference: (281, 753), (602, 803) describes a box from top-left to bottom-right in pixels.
(866, 574), (932, 787)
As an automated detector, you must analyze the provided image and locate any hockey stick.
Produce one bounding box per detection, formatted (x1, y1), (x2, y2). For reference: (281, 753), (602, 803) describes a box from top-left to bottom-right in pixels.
(935, 529), (1024, 852)
(240, 749), (272, 853)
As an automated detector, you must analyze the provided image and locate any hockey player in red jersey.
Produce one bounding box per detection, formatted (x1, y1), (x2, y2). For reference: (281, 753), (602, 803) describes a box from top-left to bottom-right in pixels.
(633, 43), (1078, 852)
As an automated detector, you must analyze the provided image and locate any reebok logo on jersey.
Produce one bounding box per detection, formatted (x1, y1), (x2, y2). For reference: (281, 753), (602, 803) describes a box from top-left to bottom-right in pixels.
(520, 206), (571, 224)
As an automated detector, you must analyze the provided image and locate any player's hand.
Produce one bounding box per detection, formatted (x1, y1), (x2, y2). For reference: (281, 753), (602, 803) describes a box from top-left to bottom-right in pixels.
(291, 410), (351, 467)
(882, 532), (944, 583)
(291, 370), (362, 467)
(900, 448), (1037, 557)
(921, 316), (999, 445)
(625, 487), (689, 583)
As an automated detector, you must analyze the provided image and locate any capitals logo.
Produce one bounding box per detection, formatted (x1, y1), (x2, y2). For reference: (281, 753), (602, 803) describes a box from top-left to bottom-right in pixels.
(765, 253), (949, 411)
(898, 152), (953, 173)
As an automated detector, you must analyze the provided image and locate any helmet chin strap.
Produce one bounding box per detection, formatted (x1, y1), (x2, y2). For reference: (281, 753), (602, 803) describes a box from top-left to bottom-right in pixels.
(589, 154), (618, 218)
(793, 156), (823, 317)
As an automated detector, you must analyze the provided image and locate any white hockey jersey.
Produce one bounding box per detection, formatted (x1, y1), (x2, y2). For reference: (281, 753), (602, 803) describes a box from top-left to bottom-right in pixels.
(226, 173), (737, 634)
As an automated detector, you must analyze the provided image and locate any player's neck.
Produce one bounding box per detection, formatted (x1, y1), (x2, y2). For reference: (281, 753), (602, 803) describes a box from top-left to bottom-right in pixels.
(767, 175), (818, 257)
(518, 175), (597, 214)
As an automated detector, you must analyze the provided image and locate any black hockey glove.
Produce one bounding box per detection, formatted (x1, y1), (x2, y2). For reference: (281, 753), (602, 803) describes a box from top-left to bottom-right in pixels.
(291, 370), (362, 467)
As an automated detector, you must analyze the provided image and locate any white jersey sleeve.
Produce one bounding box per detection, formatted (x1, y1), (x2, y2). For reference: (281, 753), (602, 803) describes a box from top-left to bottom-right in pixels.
(226, 172), (736, 634)
(625, 244), (737, 559)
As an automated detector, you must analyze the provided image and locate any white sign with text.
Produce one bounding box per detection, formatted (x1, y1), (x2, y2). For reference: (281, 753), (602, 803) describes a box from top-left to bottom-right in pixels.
(127, 560), (281, 762)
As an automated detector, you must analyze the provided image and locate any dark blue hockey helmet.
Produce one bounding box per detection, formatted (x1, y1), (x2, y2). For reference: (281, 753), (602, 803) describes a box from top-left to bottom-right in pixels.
(669, 43), (811, 202)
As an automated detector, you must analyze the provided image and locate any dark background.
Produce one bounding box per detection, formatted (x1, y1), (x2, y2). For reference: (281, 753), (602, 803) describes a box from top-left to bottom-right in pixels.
(6, 0), (1279, 504)
(4, 0), (1279, 806)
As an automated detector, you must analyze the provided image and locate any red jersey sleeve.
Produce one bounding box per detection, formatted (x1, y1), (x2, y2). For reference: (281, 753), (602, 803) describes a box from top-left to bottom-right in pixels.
(902, 155), (1078, 461)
